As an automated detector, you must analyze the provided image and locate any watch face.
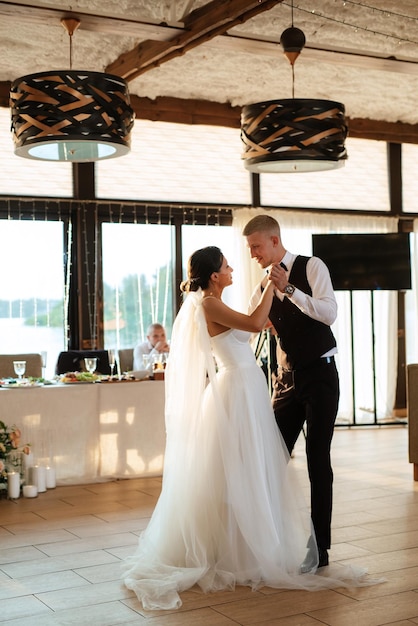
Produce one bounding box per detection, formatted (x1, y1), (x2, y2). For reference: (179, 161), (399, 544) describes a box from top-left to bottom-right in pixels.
(285, 284), (294, 295)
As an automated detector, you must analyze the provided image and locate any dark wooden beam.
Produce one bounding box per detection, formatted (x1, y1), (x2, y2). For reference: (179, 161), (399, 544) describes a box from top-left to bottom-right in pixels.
(0, 1), (179, 39)
(0, 81), (10, 108)
(347, 117), (418, 144)
(106, 0), (284, 80)
(128, 95), (418, 144)
(129, 95), (241, 127)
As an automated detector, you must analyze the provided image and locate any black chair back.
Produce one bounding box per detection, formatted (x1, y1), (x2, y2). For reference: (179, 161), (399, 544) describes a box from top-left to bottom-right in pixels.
(55, 350), (111, 375)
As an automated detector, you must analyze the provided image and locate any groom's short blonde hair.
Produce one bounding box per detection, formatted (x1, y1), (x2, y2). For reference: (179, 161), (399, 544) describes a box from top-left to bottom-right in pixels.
(242, 214), (281, 237)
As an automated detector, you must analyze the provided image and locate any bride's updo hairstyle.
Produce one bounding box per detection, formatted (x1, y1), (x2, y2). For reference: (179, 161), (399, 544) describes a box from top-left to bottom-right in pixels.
(180, 246), (223, 292)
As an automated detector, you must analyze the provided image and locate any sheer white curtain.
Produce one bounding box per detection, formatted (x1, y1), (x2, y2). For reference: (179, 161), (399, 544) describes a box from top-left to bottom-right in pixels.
(406, 220), (418, 365)
(231, 208), (399, 423)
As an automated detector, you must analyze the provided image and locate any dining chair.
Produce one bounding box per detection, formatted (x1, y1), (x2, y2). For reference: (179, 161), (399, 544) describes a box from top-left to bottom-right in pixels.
(118, 348), (134, 373)
(0, 353), (43, 378)
(55, 350), (111, 375)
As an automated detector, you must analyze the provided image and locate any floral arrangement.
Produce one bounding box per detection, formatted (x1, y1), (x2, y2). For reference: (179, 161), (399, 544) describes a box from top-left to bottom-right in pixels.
(0, 420), (31, 486)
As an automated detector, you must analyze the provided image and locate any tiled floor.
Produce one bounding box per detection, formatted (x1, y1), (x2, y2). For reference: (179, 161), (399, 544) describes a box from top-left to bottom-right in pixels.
(1, 426), (418, 626)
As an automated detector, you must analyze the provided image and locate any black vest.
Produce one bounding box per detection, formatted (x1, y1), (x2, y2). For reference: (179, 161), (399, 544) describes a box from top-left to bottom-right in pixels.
(269, 256), (336, 369)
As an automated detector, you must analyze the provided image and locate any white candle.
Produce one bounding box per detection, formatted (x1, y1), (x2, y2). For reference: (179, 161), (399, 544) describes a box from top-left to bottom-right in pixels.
(29, 465), (47, 492)
(37, 465), (46, 492)
(23, 484), (38, 498)
(7, 472), (20, 499)
(29, 466), (38, 489)
(45, 466), (56, 489)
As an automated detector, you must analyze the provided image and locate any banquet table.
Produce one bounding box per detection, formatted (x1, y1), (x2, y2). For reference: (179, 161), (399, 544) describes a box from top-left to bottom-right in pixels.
(0, 380), (166, 485)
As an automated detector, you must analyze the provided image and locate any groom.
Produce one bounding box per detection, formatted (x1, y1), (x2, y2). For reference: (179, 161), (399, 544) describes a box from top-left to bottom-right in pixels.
(243, 214), (339, 570)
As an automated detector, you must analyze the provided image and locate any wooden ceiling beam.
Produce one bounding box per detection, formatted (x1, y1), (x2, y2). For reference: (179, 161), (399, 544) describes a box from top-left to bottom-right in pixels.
(1, 2), (417, 78)
(0, 1), (181, 39)
(129, 95), (242, 128)
(128, 95), (418, 145)
(106, 0), (284, 80)
(347, 118), (418, 144)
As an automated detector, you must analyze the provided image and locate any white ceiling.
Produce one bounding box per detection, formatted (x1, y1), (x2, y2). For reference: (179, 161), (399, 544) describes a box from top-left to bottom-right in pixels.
(1, 0), (418, 130)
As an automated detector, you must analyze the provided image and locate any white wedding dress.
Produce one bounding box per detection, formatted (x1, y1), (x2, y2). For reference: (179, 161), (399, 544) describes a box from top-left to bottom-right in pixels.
(122, 291), (381, 610)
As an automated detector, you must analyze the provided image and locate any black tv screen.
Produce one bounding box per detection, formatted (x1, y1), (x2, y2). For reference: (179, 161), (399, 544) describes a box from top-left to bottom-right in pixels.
(312, 233), (411, 291)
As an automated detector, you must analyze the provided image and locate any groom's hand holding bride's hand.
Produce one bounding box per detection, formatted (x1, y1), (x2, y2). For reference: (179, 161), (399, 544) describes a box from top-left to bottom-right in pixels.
(269, 263), (288, 293)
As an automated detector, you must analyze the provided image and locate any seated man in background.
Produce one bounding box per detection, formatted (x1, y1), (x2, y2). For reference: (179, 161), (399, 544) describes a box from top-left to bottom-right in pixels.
(133, 323), (170, 370)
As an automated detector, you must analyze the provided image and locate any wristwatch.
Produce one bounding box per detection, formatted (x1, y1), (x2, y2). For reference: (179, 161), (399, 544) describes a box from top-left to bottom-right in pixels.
(284, 283), (295, 296)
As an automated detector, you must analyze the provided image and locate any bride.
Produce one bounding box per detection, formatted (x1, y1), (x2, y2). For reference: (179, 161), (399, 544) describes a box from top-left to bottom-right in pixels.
(123, 246), (381, 610)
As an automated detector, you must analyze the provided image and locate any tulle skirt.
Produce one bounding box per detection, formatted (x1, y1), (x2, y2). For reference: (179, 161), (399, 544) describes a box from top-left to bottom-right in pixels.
(122, 360), (380, 610)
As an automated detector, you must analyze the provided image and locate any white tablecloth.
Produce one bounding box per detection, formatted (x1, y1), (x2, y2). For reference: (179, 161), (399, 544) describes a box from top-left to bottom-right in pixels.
(0, 380), (166, 485)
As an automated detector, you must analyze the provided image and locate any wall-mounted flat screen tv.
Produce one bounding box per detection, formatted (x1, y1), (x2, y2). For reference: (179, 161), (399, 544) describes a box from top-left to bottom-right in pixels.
(312, 233), (411, 291)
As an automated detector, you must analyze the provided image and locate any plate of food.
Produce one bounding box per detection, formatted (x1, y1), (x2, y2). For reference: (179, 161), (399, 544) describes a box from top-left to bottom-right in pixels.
(60, 372), (100, 384)
(0, 377), (45, 388)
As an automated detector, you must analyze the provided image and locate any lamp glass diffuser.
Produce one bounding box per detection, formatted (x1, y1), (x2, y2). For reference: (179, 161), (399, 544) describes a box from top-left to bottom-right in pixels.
(241, 99), (348, 173)
(10, 70), (135, 162)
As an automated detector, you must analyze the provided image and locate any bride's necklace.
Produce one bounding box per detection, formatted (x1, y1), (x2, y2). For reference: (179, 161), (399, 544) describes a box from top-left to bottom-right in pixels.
(204, 291), (221, 300)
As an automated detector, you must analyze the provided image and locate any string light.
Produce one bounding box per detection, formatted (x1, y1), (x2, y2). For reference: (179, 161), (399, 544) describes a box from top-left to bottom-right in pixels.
(63, 216), (72, 351)
(32, 210), (38, 329)
(81, 202), (98, 348)
(334, 0), (418, 22)
(282, 1), (418, 47)
(43, 201), (51, 330)
(93, 203), (99, 349)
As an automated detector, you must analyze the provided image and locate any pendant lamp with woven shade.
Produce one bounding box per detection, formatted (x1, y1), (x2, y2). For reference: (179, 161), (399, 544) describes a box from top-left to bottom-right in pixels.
(241, 8), (347, 173)
(9, 18), (134, 162)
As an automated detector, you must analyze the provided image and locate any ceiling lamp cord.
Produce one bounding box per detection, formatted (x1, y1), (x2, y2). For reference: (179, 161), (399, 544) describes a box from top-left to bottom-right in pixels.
(61, 18), (80, 71)
(240, 0), (347, 173)
(290, 0), (295, 98)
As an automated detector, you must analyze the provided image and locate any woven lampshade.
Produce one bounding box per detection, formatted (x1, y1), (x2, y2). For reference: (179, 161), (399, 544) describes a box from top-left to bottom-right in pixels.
(241, 98), (348, 173)
(10, 70), (135, 162)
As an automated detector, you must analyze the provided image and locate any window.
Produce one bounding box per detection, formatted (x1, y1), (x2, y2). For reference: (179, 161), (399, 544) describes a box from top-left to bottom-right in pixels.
(96, 120), (251, 205)
(0, 108), (73, 198)
(182, 224), (235, 306)
(0, 219), (66, 378)
(101, 222), (174, 350)
(260, 138), (390, 211)
(401, 144), (418, 213)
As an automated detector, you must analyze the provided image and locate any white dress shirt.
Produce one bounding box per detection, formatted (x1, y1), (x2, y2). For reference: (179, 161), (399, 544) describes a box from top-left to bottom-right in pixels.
(249, 252), (338, 358)
(133, 340), (159, 370)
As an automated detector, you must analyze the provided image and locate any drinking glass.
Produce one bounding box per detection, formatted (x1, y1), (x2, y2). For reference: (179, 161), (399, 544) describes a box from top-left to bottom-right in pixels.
(13, 360), (26, 380)
(142, 354), (150, 370)
(41, 351), (47, 377)
(84, 357), (97, 375)
(108, 349), (116, 377)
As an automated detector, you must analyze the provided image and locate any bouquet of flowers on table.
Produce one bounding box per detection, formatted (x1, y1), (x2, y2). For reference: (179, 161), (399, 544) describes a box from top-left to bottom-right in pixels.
(0, 420), (31, 492)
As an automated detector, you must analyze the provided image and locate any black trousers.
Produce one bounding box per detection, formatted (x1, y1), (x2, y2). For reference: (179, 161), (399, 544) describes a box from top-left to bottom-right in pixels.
(272, 358), (340, 550)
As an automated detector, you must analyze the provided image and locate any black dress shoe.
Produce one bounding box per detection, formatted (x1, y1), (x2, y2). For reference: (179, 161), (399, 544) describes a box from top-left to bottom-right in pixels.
(318, 548), (329, 568)
(300, 547), (329, 573)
